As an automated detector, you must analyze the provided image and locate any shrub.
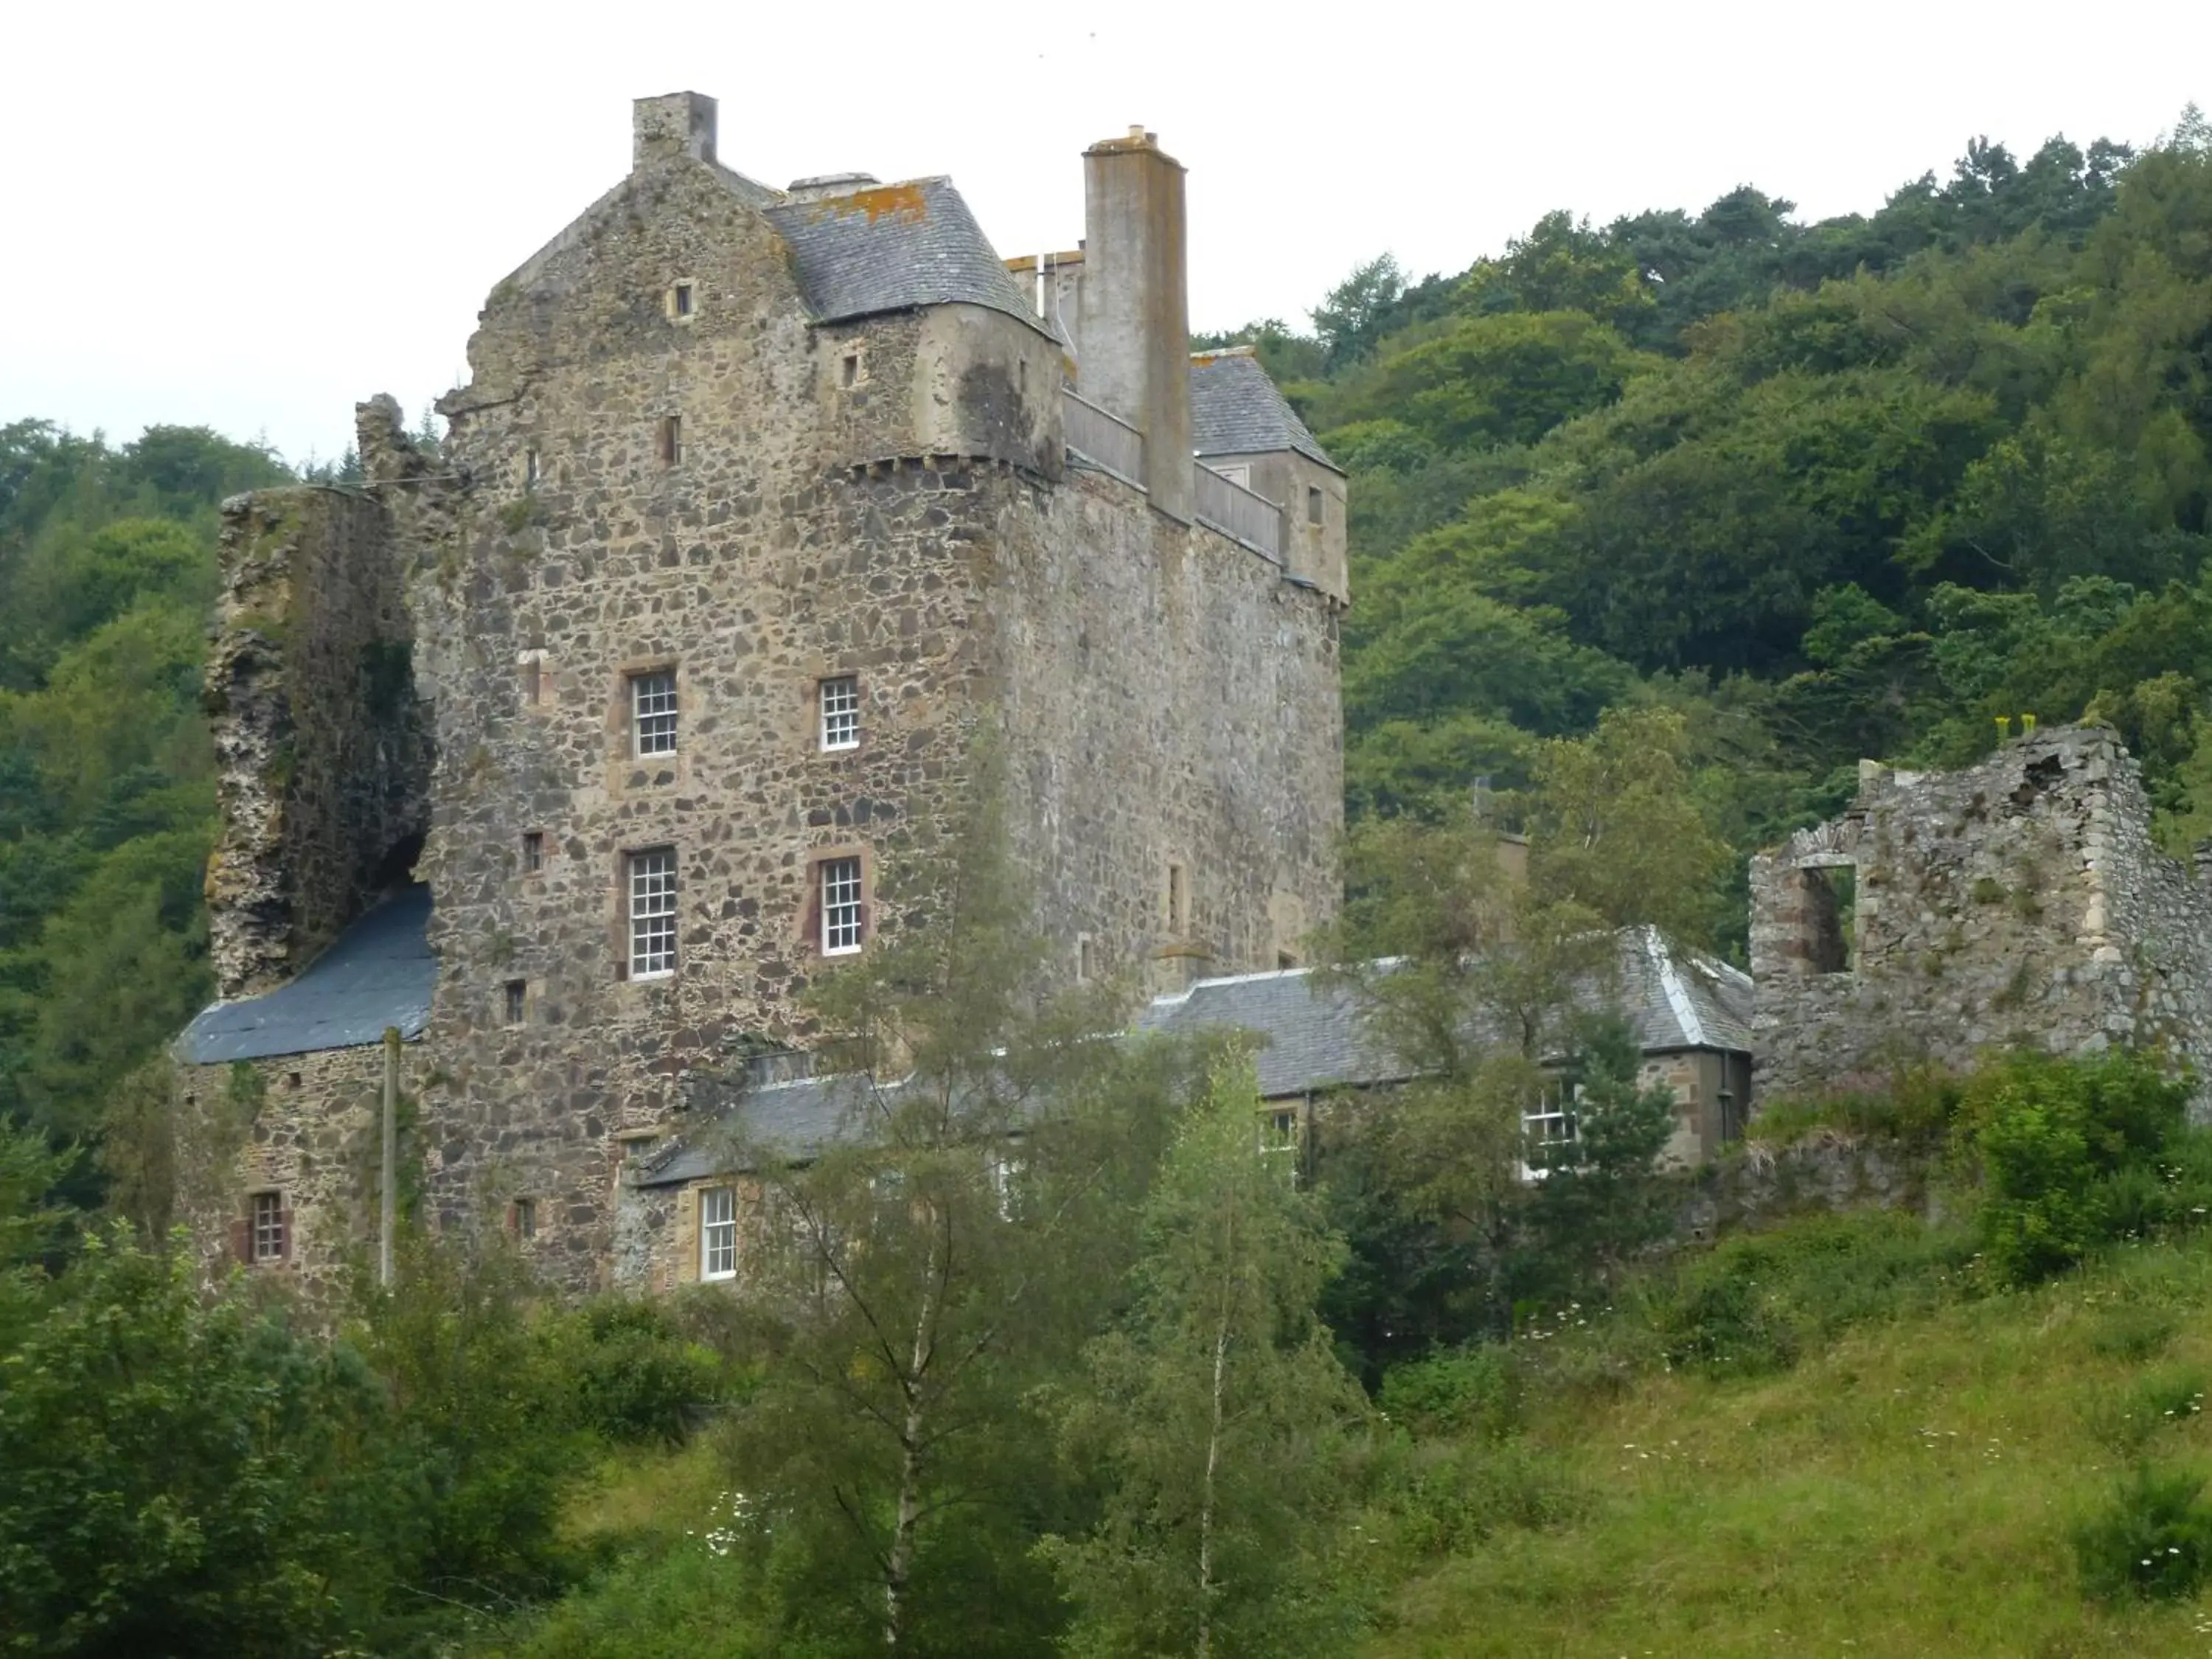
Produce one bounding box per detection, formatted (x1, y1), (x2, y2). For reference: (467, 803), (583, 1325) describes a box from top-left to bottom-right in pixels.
(1958, 1051), (2195, 1286)
(1385, 1436), (1585, 1557)
(2074, 1464), (2212, 1601)
(542, 1295), (730, 1446)
(1377, 1343), (1520, 1441)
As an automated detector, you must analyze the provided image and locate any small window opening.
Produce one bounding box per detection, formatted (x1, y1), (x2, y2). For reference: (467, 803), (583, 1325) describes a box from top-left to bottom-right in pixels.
(523, 447), (539, 489)
(700, 1185), (737, 1280)
(841, 352), (860, 389)
(1077, 933), (1095, 983)
(522, 830), (544, 874)
(821, 855), (864, 956)
(673, 282), (693, 318)
(285, 1071), (302, 1091)
(628, 846), (678, 978)
(1263, 1107), (1299, 1151)
(512, 1197), (537, 1240)
(521, 655), (543, 706)
(251, 1191), (286, 1264)
(1018, 358), (1029, 392)
(1307, 486), (1325, 526)
(630, 669), (678, 757)
(818, 675), (860, 751)
(658, 415), (682, 467)
(1798, 864), (1857, 975)
(503, 979), (526, 1026)
(1166, 863), (1186, 934)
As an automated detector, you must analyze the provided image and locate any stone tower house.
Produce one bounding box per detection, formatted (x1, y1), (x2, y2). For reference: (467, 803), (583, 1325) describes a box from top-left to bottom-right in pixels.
(177, 93), (1347, 1293)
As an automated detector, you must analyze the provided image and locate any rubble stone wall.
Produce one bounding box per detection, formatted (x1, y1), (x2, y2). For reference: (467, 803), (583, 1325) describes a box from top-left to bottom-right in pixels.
(203, 488), (430, 998)
(1750, 726), (2212, 1108)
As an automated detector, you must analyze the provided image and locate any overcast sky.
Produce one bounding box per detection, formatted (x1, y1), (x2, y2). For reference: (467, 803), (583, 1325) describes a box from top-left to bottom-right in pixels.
(3, 0), (2205, 467)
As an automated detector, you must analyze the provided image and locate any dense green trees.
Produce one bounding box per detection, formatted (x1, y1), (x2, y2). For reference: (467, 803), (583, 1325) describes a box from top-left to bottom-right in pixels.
(1293, 111), (2212, 939)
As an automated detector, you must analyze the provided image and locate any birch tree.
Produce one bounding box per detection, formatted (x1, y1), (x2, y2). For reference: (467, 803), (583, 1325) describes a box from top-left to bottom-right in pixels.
(1040, 1057), (1369, 1659)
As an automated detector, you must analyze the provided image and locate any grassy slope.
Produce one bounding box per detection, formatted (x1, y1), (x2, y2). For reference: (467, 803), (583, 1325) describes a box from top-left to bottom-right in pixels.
(1370, 1236), (2212, 1658)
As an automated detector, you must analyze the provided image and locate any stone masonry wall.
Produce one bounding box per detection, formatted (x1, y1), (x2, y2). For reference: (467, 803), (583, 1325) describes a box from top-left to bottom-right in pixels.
(204, 487), (429, 998)
(189, 122), (1341, 1295)
(1751, 726), (2212, 1107)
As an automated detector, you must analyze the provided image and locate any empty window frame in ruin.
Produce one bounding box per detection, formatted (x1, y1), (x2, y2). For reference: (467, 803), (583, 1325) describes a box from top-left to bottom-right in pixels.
(1793, 861), (1857, 975)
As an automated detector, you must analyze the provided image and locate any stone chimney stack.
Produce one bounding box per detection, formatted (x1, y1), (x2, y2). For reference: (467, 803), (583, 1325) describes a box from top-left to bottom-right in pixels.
(1079, 127), (1192, 523)
(633, 91), (718, 170)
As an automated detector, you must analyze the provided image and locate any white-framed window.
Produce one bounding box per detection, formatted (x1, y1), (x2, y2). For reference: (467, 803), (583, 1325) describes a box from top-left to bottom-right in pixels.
(700, 1185), (737, 1280)
(1261, 1107), (1300, 1154)
(1523, 1083), (1580, 1155)
(630, 669), (678, 757)
(821, 856), (863, 956)
(819, 676), (860, 751)
(251, 1191), (285, 1264)
(628, 846), (678, 978)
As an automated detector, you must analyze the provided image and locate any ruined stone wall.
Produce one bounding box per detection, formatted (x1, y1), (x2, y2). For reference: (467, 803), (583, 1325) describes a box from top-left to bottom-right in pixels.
(1750, 727), (2212, 1107)
(204, 489), (429, 998)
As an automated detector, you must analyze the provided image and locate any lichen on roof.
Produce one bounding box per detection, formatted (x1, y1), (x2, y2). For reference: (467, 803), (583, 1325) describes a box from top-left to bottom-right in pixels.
(763, 176), (1049, 334)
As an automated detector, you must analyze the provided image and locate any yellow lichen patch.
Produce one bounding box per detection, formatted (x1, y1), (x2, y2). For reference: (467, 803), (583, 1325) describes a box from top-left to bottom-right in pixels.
(813, 182), (929, 225)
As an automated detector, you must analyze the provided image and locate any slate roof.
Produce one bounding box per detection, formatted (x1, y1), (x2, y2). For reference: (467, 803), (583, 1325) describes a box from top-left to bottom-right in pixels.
(1189, 351), (1338, 470)
(177, 886), (434, 1065)
(763, 178), (1048, 334)
(634, 931), (1753, 1186)
(1139, 929), (1753, 1100)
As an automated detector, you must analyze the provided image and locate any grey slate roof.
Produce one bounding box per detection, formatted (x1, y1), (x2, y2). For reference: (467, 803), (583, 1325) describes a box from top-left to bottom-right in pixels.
(636, 931), (1754, 1186)
(177, 886), (434, 1065)
(1139, 929), (1753, 1100)
(1189, 352), (1338, 470)
(764, 178), (1048, 334)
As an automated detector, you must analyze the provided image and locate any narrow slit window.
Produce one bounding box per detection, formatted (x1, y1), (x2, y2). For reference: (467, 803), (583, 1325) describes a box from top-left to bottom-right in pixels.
(512, 1197), (537, 1240)
(523, 448), (539, 488)
(630, 670), (678, 757)
(700, 1185), (737, 1279)
(521, 655), (543, 706)
(821, 856), (863, 956)
(628, 846), (678, 978)
(658, 415), (682, 467)
(503, 979), (526, 1026)
(522, 831), (544, 874)
(251, 1191), (285, 1264)
(1077, 934), (1095, 983)
(1307, 486), (1324, 526)
(841, 352), (860, 389)
(672, 282), (693, 318)
(1166, 863), (1186, 934)
(819, 676), (860, 751)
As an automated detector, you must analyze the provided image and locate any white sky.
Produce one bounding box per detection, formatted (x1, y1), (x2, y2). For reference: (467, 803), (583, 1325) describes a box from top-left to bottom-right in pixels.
(2, 0), (2205, 467)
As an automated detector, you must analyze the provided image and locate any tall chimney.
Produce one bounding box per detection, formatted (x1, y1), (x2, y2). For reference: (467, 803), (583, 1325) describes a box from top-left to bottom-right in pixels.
(633, 91), (718, 171)
(1079, 127), (1192, 523)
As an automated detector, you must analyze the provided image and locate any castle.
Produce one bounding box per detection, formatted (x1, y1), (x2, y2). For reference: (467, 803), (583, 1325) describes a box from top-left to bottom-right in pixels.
(175, 93), (1348, 1294)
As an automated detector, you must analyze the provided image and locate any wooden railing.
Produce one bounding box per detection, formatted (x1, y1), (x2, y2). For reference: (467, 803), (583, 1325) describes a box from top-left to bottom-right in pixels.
(1192, 462), (1285, 560)
(1061, 390), (1144, 483)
